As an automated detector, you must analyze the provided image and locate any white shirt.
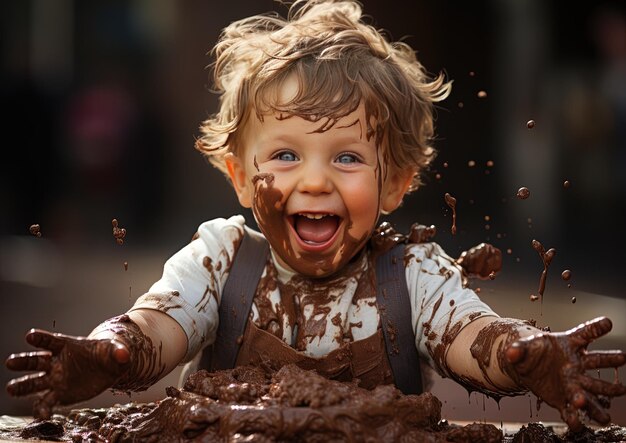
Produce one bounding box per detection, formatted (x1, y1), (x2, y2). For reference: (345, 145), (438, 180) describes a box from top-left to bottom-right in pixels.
(130, 215), (498, 376)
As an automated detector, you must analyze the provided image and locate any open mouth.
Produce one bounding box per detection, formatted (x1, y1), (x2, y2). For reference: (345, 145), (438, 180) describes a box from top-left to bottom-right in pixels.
(289, 213), (342, 251)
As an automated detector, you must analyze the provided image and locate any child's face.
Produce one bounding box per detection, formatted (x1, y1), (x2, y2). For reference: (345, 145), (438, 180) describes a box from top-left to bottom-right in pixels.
(226, 84), (412, 277)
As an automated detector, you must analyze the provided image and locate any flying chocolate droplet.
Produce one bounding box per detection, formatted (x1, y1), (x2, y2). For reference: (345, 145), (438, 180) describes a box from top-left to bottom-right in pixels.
(29, 224), (41, 237)
(527, 120), (536, 129)
(517, 187), (530, 199)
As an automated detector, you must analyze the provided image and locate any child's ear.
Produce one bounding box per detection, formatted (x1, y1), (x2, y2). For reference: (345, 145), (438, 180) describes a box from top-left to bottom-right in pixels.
(381, 169), (416, 214)
(225, 153), (253, 208)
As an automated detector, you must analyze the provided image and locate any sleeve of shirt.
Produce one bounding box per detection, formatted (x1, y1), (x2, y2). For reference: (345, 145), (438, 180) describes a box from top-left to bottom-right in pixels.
(405, 242), (499, 377)
(128, 215), (245, 363)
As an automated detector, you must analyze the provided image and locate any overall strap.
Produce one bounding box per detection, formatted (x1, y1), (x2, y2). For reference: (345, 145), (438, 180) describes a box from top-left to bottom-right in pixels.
(375, 243), (423, 394)
(202, 227), (269, 371)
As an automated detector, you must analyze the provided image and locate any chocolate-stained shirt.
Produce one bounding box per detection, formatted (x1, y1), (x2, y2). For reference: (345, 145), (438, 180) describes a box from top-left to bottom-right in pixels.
(130, 215), (497, 377)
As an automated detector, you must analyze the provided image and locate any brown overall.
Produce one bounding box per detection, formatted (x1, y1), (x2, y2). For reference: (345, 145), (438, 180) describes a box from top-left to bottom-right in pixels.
(199, 227), (422, 394)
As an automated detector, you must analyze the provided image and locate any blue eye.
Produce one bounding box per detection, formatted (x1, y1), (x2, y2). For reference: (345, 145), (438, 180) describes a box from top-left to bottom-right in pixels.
(275, 151), (298, 162)
(336, 153), (359, 164)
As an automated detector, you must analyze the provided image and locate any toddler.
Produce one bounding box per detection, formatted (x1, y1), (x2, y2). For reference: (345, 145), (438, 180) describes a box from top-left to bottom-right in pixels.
(6, 0), (625, 432)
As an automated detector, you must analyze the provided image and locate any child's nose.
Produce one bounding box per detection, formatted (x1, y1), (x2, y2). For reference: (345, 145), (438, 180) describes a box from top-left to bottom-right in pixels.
(296, 163), (333, 195)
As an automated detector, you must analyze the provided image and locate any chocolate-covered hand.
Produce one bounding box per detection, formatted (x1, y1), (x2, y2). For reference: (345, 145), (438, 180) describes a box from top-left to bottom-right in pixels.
(504, 317), (626, 431)
(6, 328), (130, 419)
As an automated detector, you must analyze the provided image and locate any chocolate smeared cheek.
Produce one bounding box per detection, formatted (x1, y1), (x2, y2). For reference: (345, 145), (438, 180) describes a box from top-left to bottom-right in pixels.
(251, 173), (368, 277)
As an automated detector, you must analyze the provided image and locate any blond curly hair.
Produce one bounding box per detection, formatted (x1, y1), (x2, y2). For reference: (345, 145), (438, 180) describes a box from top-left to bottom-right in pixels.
(195, 0), (451, 191)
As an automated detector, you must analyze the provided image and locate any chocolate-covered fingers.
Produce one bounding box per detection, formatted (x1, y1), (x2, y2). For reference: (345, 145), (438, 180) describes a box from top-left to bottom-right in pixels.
(577, 374), (626, 397)
(6, 372), (50, 397)
(577, 391), (611, 425)
(582, 349), (626, 370)
(568, 317), (612, 347)
(5, 351), (51, 372)
(33, 390), (58, 419)
(562, 400), (584, 433)
(25, 328), (68, 354)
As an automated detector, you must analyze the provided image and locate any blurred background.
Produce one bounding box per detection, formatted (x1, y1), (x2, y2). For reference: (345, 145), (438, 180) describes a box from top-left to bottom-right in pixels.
(1, 0), (625, 426)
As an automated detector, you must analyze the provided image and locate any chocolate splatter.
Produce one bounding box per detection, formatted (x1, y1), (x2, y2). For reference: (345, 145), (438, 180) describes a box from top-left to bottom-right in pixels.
(123, 261), (128, 271)
(531, 239), (556, 303)
(408, 223), (437, 244)
(561, 270), (571, 281)
(444, 193), (457, 235)
(99, 315), (167, 392)
(470, 319), (529, 397)
(563, 180), (571, 188)
(526, 120), (536, 129)
(29, 224), (42, 237)
(371, 221), (406, 254)
(456, 243), (502, 281)
(112, 219), (126, 245)
(516, 187), (530, 199)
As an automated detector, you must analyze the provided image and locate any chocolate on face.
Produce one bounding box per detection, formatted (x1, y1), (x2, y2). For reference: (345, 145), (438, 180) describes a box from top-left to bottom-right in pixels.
(251, 172), (370, 277)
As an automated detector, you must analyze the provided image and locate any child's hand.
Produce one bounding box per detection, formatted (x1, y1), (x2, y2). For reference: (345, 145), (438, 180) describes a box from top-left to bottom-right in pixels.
(505, 317), (626, 431)
(5, 328), (130, 419)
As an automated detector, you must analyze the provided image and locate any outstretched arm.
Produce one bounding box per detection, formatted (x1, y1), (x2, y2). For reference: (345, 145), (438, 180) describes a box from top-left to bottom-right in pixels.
(446, 316), (626, 431)
(6, 309), (187, 419)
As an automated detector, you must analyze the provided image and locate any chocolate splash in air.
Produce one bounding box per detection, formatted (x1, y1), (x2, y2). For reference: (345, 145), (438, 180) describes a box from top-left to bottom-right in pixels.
(516, 187), (530, 200)
(112, 219), (126, 245)
(444, 193), (457, 235)
(408, 222), (437, 244)
(531, 239), (556, 303)
(456, 243), (502, 281)
(29, 224), (42, 237)
(561, 270), (571, 281)
(370, 221), (406, 254)
(527, 120), (536, 129)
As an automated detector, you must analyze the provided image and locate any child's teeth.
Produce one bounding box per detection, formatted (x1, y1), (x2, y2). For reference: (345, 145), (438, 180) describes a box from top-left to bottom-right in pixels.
(301, 213), (326, 220)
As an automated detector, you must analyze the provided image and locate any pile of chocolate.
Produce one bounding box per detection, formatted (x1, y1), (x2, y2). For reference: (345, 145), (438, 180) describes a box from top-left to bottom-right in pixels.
(1, 364), (625, 442)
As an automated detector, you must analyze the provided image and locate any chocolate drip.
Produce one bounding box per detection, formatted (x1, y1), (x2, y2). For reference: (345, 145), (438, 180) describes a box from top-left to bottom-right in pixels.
(444, 193), (457, 234)
(111, 219), (126, 245)
(29, 224), (42, 237)
(531, 239), (556, 303)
